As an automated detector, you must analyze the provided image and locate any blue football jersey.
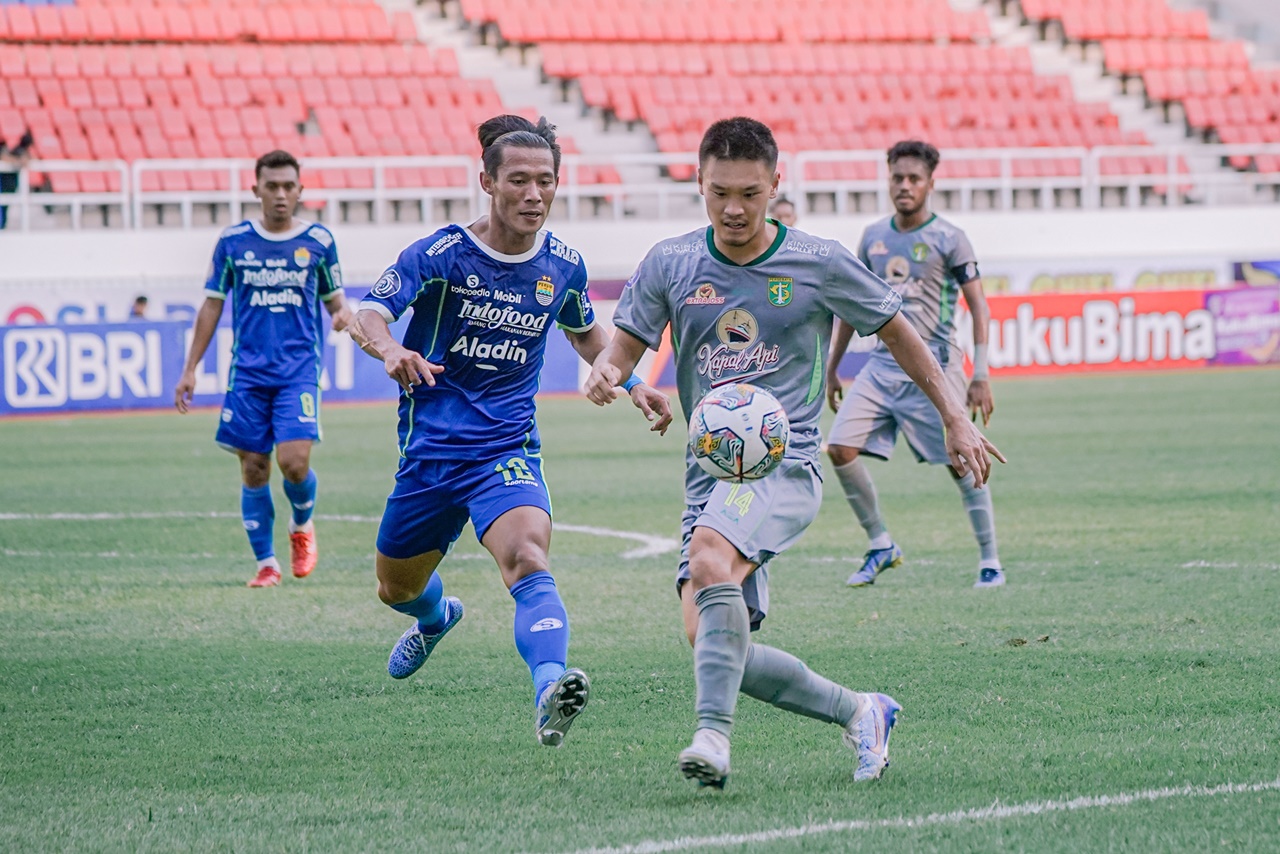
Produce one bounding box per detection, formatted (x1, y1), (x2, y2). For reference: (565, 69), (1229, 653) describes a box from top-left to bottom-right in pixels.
(204, 219), (343, 388)
(359, 225), (594, 461)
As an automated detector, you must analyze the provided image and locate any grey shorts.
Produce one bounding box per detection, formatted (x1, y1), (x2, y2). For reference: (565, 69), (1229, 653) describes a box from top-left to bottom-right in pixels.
(827, 363), (966, 465)
(675, 458), (823, 629)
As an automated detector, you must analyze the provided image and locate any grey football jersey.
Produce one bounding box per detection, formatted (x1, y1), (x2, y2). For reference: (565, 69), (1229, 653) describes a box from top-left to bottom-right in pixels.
(857, 214), (978, 378)
(613, 223), (901, 499)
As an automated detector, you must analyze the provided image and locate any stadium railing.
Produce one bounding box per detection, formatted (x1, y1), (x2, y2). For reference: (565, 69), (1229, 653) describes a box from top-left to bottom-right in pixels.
(5, 145), (1280, 231)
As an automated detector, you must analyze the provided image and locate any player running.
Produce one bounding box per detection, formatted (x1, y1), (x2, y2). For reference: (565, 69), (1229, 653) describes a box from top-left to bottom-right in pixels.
(175, 150), (352, 588)
(587, 118), (1004, 789)
(349, 115), (670, 747)
(826, 140), (1005, 589)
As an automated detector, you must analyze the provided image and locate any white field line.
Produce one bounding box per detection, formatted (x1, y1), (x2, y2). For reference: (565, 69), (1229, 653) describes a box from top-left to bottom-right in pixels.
(563, 778), (1280, 854)
(0, 512), (678, 559)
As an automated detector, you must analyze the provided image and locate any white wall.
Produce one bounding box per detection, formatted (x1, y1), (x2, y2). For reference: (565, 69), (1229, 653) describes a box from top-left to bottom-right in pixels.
(1, 206), (1277, 288)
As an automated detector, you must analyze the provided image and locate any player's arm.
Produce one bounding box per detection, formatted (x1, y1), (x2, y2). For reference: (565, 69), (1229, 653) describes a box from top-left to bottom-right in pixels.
(876, 312), (1006, 486)
(585, 328), (648, 405)
(826, 318), (857, 413)
(961, 278), (993, 426)
(174, 296), (225, 414)
(348, 308), (442, 392)
(322, 290), (354, 333)
(567, 325), (671, 434)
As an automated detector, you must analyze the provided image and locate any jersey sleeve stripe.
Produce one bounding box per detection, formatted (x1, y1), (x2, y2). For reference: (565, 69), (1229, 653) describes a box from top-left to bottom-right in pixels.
(357, 300), (395, 322)
(557, 320), (596, 334)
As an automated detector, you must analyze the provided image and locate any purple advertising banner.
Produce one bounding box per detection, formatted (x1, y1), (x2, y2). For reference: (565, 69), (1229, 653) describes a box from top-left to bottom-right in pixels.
(1207, 286), (1280, 366)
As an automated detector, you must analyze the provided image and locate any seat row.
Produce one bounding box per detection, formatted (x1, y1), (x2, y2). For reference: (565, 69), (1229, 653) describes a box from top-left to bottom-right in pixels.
(540, 42), (1035, 78)
(0, 43), (457, 79)
(0, 2), (414, 43)
(3, 71), (491, 113)
(1101, 39), (1248, 74)
(462, 0), (986, 44)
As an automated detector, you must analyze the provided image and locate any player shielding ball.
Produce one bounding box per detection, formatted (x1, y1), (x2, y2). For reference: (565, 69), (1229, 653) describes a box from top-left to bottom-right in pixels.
(349, 116), (670, 747)
(587, 118), (1003, 789)
(175, 150), (353, 588)
(826, 140), (1005, 589)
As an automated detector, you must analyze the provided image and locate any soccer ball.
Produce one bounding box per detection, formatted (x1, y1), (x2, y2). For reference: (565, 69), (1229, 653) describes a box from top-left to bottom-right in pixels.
(688, 383), (790, 482)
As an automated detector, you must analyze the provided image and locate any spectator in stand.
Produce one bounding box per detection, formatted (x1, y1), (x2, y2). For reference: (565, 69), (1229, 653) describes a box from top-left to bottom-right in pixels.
(0, 131), (34, 231)
(769, 195), (798, 227)
(128, 296), (150, 320)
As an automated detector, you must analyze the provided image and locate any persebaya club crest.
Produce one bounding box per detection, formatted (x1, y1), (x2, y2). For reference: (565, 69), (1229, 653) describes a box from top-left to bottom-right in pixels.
(767, 277), (793, 307)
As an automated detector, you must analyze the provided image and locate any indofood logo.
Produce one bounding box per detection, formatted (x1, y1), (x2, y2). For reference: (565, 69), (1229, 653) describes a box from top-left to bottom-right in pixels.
(459, 299), (549, 337)
(243, 268), (308, 287)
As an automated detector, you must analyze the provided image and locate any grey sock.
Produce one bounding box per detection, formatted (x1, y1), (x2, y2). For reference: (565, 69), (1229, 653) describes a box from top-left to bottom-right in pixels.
(833, 458), (888, 540)
(692, 583), (751, 738)
(740, 643), (861, 727)
(957, 471), (1000, 567)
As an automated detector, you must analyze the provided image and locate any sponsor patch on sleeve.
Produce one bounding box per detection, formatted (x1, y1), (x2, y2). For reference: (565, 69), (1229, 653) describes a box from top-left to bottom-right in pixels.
(371, 269), (401, 298)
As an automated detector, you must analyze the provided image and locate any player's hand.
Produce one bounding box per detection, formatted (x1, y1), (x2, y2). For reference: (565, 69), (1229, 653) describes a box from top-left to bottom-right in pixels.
(825, 370), (845, 414)
(383, 346), (442, 392)
(966, 380), (994, 427)
(945, 415), (1006, 488)
(174, 370), (196, 414)
(585, 361), (623, 406)
(629, 383), (673, 435)
(328, 305), (355, 333)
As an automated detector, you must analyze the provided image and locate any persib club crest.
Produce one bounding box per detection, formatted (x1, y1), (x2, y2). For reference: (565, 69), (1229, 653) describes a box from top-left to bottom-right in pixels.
(294, 247), (311, 267)
(767, 277), (793, 307)
(535, 276), (555, 306)
(910, 243), (930, 262)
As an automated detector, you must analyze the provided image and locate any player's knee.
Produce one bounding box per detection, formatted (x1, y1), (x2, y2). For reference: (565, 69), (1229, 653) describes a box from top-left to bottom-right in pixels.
(686, 550), (732, 589)
(279, 458), (309, 483)
(827, 443), (859, 467)
(376, 578), (421, 606)
(503, 544), (550, 584)
(239, 454), (271, 487)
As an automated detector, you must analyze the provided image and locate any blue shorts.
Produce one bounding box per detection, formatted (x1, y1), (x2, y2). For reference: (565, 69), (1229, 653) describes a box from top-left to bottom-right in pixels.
(376, 452), (552, 560)
(216, 381), (322, 456)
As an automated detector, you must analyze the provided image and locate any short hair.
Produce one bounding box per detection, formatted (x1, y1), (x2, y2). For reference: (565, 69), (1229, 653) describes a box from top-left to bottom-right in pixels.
(477, 115), (561, 178)
(134, 295), (148, 304)
(769, 195), (795, 211)
(887, 140), (940, 174)
(699, 117), (778, 170)
(255, 150), (300, 181)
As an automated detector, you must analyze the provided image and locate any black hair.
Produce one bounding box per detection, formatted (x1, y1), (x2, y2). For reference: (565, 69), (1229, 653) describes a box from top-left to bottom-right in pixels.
(477, 115), (561, 178)
(698, 117), (778, 170)
(887, 140), (940, 174)
(255, 149), (301, 180)
(134, 295), (148, 304)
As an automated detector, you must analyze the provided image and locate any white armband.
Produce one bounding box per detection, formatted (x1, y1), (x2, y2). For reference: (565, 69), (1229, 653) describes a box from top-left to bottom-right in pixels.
(971, 343), (990, 381)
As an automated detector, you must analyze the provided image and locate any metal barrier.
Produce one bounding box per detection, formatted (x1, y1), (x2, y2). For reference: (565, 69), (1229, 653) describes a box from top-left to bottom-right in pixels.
(3, 145), (1279, 231)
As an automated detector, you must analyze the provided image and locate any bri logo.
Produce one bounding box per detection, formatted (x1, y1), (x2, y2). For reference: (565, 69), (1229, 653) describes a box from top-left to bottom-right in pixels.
(530, 618), (564, 633)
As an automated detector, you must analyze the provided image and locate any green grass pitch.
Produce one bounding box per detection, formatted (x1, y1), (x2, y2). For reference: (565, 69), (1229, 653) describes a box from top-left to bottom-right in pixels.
(1, 369), (1278, 852)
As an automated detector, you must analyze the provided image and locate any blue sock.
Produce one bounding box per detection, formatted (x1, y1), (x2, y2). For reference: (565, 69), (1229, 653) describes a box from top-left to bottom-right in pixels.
(389, 572), (448, 634)
(241, 484), (275, 561)
(281, 469), (317, 528)
(510, 571), (568, 703)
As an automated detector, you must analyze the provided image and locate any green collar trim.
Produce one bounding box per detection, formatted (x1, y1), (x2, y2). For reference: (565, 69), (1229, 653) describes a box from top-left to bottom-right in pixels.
(706, 220), (787, 267)
(890, 213), (937, 234)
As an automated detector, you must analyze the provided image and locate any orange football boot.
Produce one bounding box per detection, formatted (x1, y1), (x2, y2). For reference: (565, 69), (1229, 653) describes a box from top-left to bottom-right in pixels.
(248, 565), (281, 588)
(289, 527), (317, 578)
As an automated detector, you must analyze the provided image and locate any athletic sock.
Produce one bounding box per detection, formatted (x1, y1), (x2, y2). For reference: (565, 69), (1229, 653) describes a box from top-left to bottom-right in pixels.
(282, 469), (317, 529)
(510, 571), (569, 703)
(692, 583), (751, 738)
(956, 471), (1001, 568)
(833, 459), (890, 545)
(389, 572), (449, 634)
(240, 484), (275, 561)
(739, 643), (861, 726)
